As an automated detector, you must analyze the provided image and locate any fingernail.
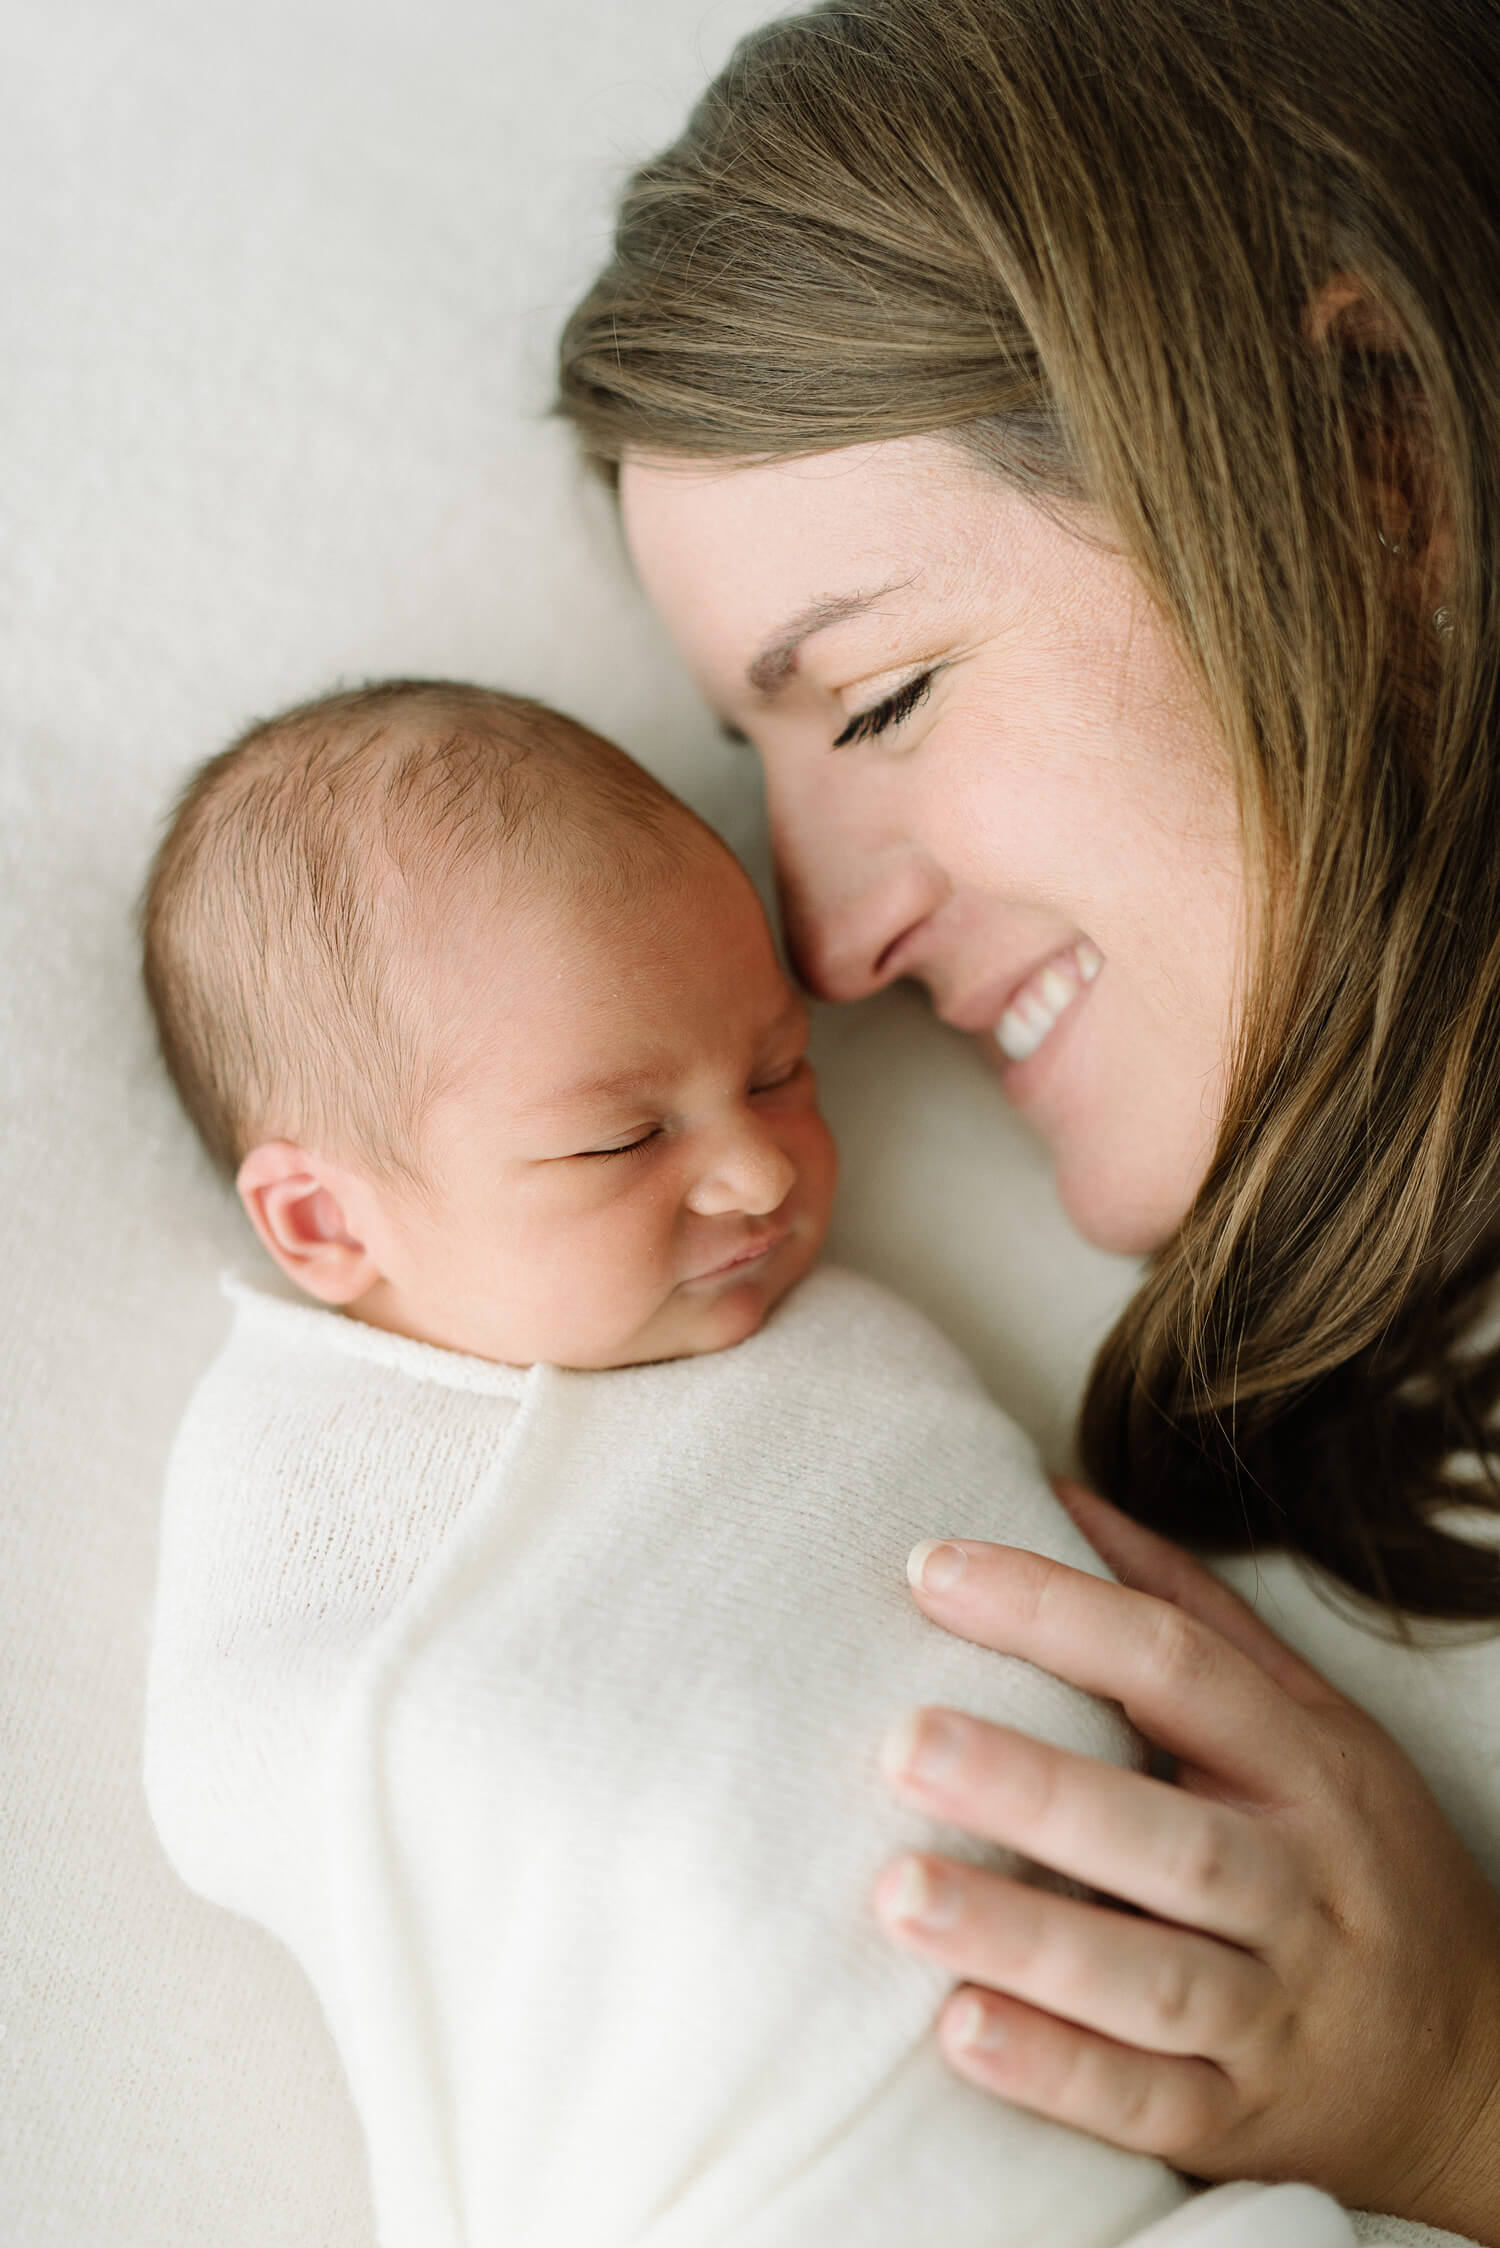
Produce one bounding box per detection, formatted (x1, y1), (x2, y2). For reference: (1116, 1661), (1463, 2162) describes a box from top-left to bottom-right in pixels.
(949, 1993), (1005, 2051)
(908, 1539), (968, 1593)
(879, 1708), (966, 1786)
(886, 1855), (961, 1930)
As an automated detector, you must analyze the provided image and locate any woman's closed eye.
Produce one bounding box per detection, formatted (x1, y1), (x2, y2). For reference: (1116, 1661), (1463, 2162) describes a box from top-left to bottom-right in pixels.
(832, 669), (936, 749)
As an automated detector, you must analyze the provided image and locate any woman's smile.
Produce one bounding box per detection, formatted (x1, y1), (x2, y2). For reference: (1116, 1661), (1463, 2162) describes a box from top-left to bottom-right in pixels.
(933, 933), (1104, 1061)
(621, 436), (1244, 1258)
(991, 936), (1104, 1063)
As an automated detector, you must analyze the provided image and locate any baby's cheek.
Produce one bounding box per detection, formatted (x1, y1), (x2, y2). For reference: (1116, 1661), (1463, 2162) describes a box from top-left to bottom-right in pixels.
(795, 1113), (839, 1238)
(623, 1206), (693, 1326)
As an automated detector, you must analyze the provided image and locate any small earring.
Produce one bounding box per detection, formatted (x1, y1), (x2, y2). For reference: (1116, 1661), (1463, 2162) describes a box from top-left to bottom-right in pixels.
(1376, 524), (1410, 557)
(1433, 605), (1455, 639)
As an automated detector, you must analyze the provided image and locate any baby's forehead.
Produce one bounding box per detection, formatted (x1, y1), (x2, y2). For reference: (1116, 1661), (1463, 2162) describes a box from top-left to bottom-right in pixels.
(413, 770), (726, 943)
(427, 839), (796, 1103)
(439, 823), (768, 1000)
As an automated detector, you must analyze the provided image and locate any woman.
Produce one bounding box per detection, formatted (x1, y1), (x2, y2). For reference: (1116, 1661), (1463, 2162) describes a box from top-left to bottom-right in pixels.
(557, 0), (1500, 2233)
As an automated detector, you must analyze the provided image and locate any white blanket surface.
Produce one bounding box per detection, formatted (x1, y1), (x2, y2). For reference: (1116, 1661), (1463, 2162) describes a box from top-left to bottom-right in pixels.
(148, 1266), (1192, 2247)
(4, 5), (1491, 2243)
(148, 1264), (1378, 2248)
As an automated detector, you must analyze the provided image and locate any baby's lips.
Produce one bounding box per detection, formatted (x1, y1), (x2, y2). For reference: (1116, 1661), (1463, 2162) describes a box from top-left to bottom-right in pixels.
(685, 1224), (792, 1284)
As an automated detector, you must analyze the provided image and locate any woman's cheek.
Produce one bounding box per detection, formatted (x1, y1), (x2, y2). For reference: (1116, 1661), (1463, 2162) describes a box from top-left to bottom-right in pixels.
(1043, 1000), (1224, 1255)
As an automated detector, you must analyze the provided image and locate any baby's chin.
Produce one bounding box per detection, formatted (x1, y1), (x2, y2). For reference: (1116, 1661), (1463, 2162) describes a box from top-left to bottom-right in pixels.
(707, 1231), (826, 1345)
(683, 1269), (798, 1355)
(607, 1232), (822, 1368)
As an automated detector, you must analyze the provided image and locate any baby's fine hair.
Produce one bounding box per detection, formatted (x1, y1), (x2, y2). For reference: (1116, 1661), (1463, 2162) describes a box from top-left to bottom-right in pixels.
(141, 679), (701, 1185)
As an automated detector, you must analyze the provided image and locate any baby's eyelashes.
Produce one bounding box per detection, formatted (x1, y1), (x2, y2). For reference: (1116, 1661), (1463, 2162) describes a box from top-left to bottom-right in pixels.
(751, 1060), (804, 1094)
(567, 1058), (811, 1157)
(751, 1054), (815, 1098)
(576, 1129), (661, 1160)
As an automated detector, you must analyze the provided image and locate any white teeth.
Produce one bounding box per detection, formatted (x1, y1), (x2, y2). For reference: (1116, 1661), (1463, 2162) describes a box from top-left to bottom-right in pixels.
(996, 1010), (1051, 1062)
(995, 939), (1102, 1063)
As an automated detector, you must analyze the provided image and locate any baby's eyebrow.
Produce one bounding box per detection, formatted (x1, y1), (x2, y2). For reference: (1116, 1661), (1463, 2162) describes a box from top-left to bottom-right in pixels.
(765, 996), (809, 1044)
(517, 1003), (807, 1119)
(517, 1066), (662, 1116)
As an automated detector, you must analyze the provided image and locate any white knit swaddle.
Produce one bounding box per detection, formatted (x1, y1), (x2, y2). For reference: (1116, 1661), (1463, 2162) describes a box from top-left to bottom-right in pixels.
(146, 1266), (1230, 2247)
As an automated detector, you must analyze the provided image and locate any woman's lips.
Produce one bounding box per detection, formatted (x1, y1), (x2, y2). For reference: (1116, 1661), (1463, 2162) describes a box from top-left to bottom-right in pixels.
(938, 935), (1103, 1058)
(993, 937), (1102, 1061)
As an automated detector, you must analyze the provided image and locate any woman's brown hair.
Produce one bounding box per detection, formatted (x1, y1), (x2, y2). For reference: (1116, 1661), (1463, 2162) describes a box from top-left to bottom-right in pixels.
(558, 0), (1500, 1620)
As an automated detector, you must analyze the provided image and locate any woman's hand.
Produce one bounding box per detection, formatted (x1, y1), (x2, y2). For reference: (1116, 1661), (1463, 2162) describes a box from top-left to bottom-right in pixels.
(872, 1484), (1500, 2242)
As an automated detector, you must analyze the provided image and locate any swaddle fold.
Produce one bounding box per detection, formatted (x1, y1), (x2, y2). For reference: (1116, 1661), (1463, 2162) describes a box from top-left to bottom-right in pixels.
(146, 1264), (1191, 2247)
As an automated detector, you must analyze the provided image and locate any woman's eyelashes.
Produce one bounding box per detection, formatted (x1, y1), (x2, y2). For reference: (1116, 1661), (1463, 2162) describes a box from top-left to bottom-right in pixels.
(832, 668), (935, 749)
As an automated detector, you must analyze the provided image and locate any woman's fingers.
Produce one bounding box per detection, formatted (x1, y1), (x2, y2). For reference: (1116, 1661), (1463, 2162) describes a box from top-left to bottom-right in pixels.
(904, 1540), (1319, 1796)
(1050, 1480), (1340, 1707)
(873, 1851), (1276, 2058)
(934, 1985), (1238, 2164)
(886, 1516), (1500, 2228)
(879, 1709), (1292, 1942)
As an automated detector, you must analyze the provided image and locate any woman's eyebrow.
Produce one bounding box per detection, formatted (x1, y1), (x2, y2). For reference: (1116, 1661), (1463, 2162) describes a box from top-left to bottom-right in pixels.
(746, 584), (905, 698)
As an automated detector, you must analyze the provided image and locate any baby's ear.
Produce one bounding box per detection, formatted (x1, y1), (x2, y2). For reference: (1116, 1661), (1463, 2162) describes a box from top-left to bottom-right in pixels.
(235, 1141), (383, 1306)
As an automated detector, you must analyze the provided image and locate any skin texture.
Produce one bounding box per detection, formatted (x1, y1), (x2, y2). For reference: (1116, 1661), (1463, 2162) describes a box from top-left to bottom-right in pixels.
(236, 834), (837, 1369)
(622, 440), (1500, 2237)
(621, 437), (1245, 1257)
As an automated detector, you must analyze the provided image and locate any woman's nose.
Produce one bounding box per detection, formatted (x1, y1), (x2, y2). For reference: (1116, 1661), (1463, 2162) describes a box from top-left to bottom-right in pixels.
(763, 761), (949, 1004)
(777, 847), (949, 1005)
(685, 1117), (798, 1219)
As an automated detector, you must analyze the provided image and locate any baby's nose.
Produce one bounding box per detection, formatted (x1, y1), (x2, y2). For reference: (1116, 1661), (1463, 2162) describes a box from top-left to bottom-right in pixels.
(686, 1121), (797, 1218)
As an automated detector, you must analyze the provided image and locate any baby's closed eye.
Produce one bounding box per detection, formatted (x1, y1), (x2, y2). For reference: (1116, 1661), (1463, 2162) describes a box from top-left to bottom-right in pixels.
(575, 1129), (662, 1160)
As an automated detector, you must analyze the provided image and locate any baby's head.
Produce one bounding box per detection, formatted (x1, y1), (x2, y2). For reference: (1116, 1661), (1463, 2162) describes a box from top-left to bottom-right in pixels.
(142, 680), (836, 1368)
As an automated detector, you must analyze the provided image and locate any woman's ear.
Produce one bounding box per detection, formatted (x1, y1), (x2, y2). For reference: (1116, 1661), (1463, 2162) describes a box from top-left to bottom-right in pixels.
(1301, 271), (1410, 358)
(1302, 270), (1452, 588)
(236, 1140), (385, 1306)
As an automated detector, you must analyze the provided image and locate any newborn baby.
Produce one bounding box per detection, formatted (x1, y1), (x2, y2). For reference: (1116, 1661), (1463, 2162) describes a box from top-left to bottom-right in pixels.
(139, 682), (1339, 2248)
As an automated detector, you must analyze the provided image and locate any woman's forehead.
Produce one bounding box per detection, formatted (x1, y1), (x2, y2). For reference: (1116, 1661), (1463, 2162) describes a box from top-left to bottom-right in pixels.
(620, 435), (978, 556)
(620, 440), (1021, 675)
(620, 440), (1099, 703)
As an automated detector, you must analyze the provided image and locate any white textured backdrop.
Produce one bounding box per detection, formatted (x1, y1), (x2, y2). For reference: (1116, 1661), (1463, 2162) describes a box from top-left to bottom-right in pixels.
(4, 5), (1495, 2244)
